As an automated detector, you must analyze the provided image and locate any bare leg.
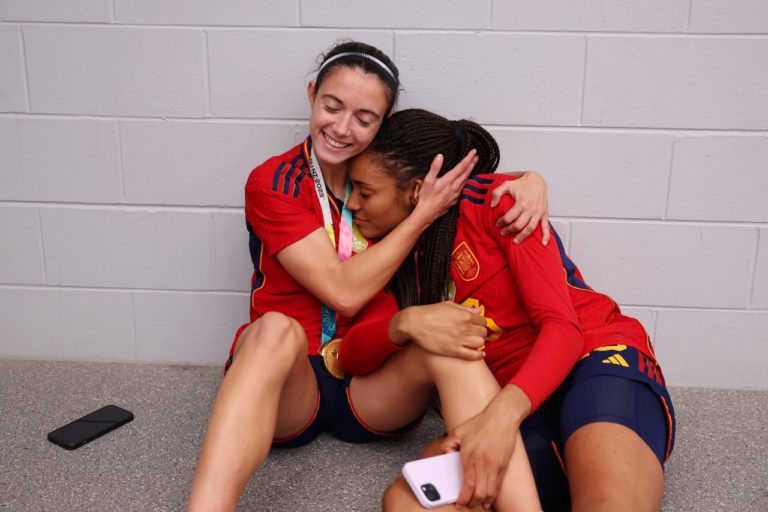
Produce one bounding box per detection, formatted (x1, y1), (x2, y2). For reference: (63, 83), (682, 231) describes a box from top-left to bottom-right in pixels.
(363, 346), (539, 511)
(349, 344), (503, 432)
(350, 344), (509, 432)
(188, 313), (318, 512)
(566, 422), (664, 512)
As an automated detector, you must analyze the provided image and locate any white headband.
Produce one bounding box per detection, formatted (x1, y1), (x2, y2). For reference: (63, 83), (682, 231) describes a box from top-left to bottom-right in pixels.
(318, 51), (397, 83)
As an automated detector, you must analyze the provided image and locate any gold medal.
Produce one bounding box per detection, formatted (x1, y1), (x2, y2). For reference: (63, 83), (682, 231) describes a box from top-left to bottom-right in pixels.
(319, 338), (345, 380)
(351, 224), (369, 254)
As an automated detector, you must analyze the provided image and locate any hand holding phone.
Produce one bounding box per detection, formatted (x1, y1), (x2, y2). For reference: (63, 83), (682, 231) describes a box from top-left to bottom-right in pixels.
(47, 405), (134, 450)
(402, 451), (462, 509)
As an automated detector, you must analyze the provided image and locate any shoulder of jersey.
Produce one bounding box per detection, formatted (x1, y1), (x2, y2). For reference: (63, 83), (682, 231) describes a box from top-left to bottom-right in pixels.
(246, 147), (310, 199)
(460, 174), (496, 206)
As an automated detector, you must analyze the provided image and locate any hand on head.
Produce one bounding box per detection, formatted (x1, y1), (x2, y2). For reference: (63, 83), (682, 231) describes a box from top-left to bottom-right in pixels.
(411, 150), (478, 224)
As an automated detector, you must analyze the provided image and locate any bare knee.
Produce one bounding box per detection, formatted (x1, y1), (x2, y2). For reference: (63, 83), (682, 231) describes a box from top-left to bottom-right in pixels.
(234, 312), (307, 364)
(382, 440), (448, 512)
(410, 344), (488, 380)
(383, 478), (422, 512)
(384, 476), (490, 512)
(381, 482), (399, 512)
(258, 311), (306, 347)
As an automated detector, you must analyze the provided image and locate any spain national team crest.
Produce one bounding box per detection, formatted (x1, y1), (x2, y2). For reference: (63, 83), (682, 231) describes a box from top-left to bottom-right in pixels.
(452, 241), (480, 281)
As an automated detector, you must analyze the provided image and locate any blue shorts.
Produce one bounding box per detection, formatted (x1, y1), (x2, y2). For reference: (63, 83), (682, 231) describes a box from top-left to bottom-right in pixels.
(521, 346), (676, 511)
(273, 356), (422, 448)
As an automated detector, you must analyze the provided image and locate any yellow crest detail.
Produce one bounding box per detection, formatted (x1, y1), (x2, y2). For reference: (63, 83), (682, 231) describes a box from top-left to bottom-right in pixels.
(593, 344), (627, 352)
(461, 298), (503, 342)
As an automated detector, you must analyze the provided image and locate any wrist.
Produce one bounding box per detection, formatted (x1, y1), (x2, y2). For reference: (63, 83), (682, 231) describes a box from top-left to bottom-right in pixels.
(526, 171), (547, 191)
(408, 202), (438, 231)
(491, 385), (533, 426)
(388, 309), (412, 346)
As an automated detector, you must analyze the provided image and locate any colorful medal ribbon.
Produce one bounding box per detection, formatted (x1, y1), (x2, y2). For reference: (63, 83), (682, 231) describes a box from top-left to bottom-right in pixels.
(306, 141), (354, 345)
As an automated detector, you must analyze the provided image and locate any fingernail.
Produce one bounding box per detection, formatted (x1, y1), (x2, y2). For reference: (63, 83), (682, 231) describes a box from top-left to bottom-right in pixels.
(513, 238), (521, 244)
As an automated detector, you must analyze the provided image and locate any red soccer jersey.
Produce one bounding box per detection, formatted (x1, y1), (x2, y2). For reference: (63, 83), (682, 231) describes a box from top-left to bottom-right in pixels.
(552, 238), (656, 359)
(231, 138), (355, 357)
(342, 174), (656, 411)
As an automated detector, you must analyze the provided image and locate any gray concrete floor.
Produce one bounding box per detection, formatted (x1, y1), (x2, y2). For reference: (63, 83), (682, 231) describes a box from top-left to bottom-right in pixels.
(0, 360), (766, 511)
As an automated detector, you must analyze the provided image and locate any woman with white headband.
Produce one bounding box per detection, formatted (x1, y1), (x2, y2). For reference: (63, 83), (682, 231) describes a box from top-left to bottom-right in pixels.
(187, 41), (550, 511)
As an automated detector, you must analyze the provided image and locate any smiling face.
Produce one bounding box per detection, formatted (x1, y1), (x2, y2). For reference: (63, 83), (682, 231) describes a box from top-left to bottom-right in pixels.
(307, 66), (390, 174)
(346, 151), (418, 239)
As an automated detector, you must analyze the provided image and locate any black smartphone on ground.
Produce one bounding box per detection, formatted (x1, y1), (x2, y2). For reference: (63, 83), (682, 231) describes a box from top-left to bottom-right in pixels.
(47, 405), (134, 450)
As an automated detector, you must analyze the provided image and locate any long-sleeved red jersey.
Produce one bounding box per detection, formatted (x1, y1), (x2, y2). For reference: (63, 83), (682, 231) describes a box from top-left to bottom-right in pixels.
(341, 174), (655, 412)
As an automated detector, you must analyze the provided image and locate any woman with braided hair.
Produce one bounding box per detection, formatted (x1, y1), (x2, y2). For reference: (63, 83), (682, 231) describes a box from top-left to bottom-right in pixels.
(188, 41), (552, 511)
(339, 109), (676, 511)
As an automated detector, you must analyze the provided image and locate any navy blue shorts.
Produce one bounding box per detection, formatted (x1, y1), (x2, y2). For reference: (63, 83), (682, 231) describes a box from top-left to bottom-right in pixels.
(273, 356), (422, 448)
(520, 346), (676, 511)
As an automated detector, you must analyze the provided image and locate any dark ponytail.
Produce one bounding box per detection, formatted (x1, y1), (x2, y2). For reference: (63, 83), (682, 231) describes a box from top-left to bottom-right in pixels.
(368, 109), (500, 308)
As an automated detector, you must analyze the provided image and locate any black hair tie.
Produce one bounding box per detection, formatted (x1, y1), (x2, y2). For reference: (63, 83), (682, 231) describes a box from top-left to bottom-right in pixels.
(450, 120), (466, 160)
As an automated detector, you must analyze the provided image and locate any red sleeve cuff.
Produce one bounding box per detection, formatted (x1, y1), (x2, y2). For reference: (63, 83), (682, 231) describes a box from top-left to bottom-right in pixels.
(507, 320), (583, 412)
(339, 291), (402, 375)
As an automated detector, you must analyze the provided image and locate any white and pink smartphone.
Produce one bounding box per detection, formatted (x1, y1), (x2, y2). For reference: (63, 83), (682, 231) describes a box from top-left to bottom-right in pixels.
(402, 451), (463, 509)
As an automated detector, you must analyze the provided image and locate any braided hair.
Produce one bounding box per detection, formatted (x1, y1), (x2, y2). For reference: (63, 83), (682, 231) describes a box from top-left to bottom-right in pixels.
(315, 41), (400, 116)
(368, 108), (500, 308)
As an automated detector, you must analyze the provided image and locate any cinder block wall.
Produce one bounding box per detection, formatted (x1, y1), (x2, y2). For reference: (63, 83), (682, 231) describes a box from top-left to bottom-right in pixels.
(1, 1), (766, 388)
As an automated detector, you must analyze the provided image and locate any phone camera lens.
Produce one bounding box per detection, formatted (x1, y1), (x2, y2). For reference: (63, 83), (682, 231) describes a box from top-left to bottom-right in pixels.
(421, 483), (441, 502)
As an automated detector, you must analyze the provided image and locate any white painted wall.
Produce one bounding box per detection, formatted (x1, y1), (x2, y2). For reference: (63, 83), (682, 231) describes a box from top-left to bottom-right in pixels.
(1, 1), (766, 389)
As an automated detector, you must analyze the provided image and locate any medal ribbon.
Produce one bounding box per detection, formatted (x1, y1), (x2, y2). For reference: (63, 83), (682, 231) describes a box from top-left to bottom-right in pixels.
(307, 141), (353, 345)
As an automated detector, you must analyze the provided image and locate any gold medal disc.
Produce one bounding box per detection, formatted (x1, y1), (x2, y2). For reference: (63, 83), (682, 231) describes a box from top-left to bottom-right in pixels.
(320, 338), (345, 380)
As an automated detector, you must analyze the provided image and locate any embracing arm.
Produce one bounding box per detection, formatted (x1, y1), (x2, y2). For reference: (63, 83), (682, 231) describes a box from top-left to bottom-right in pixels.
(494, 193), (583, 412)
(276, 214), (425, 318)
(340, 296), (487, 375)
(276, 152), (476, 318)
(339, 291), (403, 375)
(491, 171), (550, 244)
(442, 195), (582, 509)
